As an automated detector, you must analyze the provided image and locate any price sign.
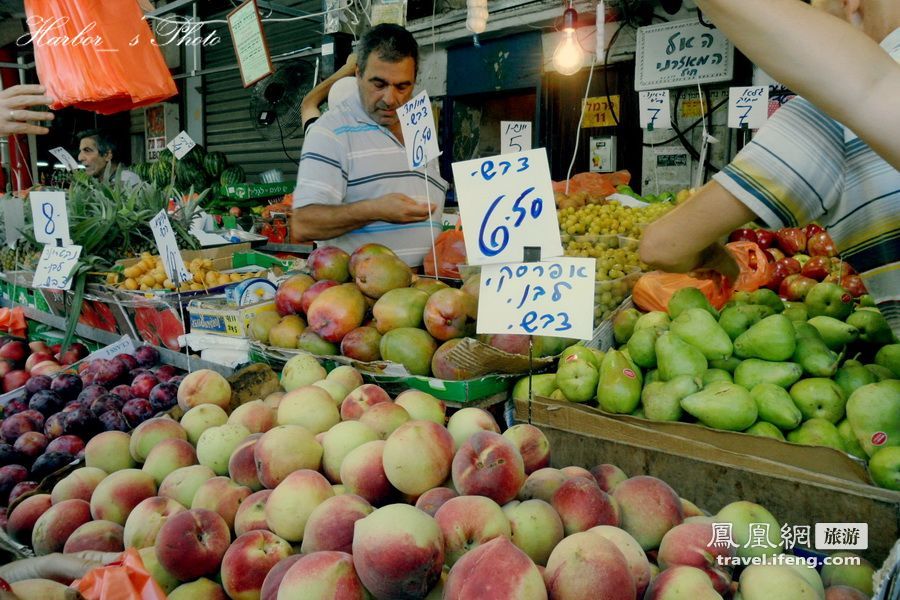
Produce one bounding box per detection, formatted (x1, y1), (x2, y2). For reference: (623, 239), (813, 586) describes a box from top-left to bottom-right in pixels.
(500, 121), (532, 154)
(149, 210), (191, 285)
(49, 147), (80, 171)
(3, 196), (24, 249)
(453, 148), (563, 266)
(87, 336), (136, 361)
(638, 90), (671, 130)
(728, 86), (768, 129)
(166, 131), (197, 160)
(33, 245), (82, 290)
(30, 191), (71, 245)
(398, 90), (440, 169)
(477, 257), (596, 340)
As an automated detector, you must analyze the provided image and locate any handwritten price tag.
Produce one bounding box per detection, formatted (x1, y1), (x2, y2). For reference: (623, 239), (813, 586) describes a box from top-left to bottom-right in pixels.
(477, 257), (596, 340)
(3, 197), (24, 249)
(728, 86), (768, 129)
(398, 90), (440, 170)
(33, 245), (82, 290)
(149, 210), (191, 285)
(638, 90), (671, 130)
(452, 148), (563, 266)
(29, 191), (72, 245)
(501, 121), (532, 154)
(166, 131), (197, 160)
(87, 336), (136, 361)
(49, 147), (81, 171)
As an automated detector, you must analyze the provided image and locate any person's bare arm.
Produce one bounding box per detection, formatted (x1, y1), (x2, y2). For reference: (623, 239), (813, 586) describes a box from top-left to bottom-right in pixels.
(300, 55), (358, 127)
(694, 0), (900, 169)
(0, 85), (53, 136)
(291, 192), (434, 243)
(639, 180), (757, 277)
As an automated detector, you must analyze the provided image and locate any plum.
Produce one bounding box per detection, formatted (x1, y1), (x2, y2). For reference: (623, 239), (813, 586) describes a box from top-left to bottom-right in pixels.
(114, 354), (139, 371)
(148, 382), (179, 412)
(130, 373), (159, 399)
(28, 390), (64, 417)
(0, 464), (28, 503)
(50, 373), (83, 401)
(110, 385), (134, 401)
(90, 394), (125, 417)
(95, 359), (128, 387)
(8, 480), (38, 505)
(13, 432), (48, 461)
(4, 399), (28, 416)
(62, 407), (101, 438)
(167, 375), (184, 386)
(43, 414), (65, 440)
(0, 443), (23, 467)
(99, 410), (129, 432)
(46, 435), (84, 456)
(24, 375), (52, 398)
(63, 402), (83, 413)
(129, 369), (151, 379)
(1, 413), (37, 443)
(82, 372), (97, 386)
(77, 385), (108, 405)
(154, 364), (178, 382)
(122, 398), (154, 427)
(134, 346), (160, 368)
(30, 451), (74, 481)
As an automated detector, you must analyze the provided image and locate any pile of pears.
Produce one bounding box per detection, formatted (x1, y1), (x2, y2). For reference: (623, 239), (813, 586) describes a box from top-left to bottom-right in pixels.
(518, 284), (899, 490)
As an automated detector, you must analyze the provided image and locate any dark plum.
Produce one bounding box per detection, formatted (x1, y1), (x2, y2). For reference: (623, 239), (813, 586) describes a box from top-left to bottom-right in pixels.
(29, 452), (74, 481)
(114, 354), (139, 371)
(1, 413), (37, 443)
(62, 407), (101, 438)
(148, 382), (179, 413)
(110, 385), (134, 401)
(77, 384), (108, 405)
(28, 390), (64, 417)
(19, 410), (45, 431)
(122, 398), (154, 427)
(8, 480), (38, 505)
(3, 399), (28, 416)
(0, 443), (22, 467)
(95, 359), (128, 388)
(62, 401), (83, 413)
(90, 393), (125, 416)
(129, 368), (151, 379)
(0, 464), (28, 503)
(167, 375), (184, 386)
(154, 364), (179, 382)
(99, 410), (129, 432)
(81, 372), (97, 386)
(134, 346), (160, 368)
(46, 435), (84, 456)
(24, 375), (52, 398)
(13, 432), (48, 461)
(130, 373), (159, 399)
(43, 413), (65, 440)
(50, 373), (83, 401)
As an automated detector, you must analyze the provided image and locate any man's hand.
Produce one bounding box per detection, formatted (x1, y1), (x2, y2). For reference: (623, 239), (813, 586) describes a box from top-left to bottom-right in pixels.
(0, 85), (54, 136)
(699, 242), (741, 284)
(369, 193), (436, 224)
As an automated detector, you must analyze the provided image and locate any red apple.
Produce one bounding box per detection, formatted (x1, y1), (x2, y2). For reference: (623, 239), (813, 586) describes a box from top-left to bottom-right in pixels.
(754, 229), (777, 249)
(766, 248), (785, 262)
(807, 231), (838, 257)
(842, 275), (867, 297)
(779, 274), (817, 301)
(828, 257), (855, 278)
(804, 223), (824, 238)
(765, 257), (801, 290)
(801, 256), (832, 281)
(728, 228), (756, 243)
(776, 227), (807, 256)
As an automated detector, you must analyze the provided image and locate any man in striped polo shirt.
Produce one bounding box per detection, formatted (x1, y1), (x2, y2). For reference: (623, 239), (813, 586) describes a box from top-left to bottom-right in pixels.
(640, 0), (899, 336)
(291, 24), (447, 267)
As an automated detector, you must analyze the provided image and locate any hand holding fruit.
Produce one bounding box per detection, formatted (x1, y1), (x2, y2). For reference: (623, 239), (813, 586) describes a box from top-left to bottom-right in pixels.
(369, 193), (435, 224)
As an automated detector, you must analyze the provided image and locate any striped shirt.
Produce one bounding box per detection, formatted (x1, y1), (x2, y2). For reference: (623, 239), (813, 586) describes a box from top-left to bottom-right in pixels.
(292, 90), (448, 267)
(714, 28), (900, 335)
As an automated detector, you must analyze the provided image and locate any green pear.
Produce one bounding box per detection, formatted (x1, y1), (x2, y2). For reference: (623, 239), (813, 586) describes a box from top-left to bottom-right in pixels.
(750, 383), (802, 430)
(671, 308), (733, 360)
(744, 421), (785, 441)
(702, 368), (733, 386)
(555, 358), (599, 403)
(716, 501), (783, 559)
(865, 363), (895, 381)
(834, 361), (877, 399)
(807, 315), (859, 350)
(791, 325), (840, 377)
(680, 382), (758, 431)
(846, 380), (900, 457)
(789, 378), (846, 423)
(805, 282), (854, 320)
(733, 359), (803, 389)
(634, 311), (670, 332)
(846, 308), (894, 344)
(559, 345), (599, 368)
(642, 375), (701, 422)
(786, 418), (847, 452)
(613, 308), (641, 344)
(868, 446), (900, 491)
(875, 344), (900, 377)
(591, 348), (606, 366)
(709, 357), (742, 373)
(730, 291), (753, 305)
(656, 332), (707, 381)
(512, 373), (558, 401)
(644, 369), (660, 384)
(597, 350), (643, 414)
(749, 288), (785, 313)
(733, 315), (796, 361)
(718, 304), (775, 340)
(781, 304), (809, 322)
(837, 419), (868, 460)
(668, 287), (717, 319)
(626, 327), (662, 369)
(549, 388), (567, 401)
(631, 407), (647, 419)
(539, 336), (579, 357)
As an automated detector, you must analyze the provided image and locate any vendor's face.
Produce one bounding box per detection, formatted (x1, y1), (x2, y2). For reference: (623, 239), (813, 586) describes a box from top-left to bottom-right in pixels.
(78, 137), (111, 177)
(357, 54), (416, 130)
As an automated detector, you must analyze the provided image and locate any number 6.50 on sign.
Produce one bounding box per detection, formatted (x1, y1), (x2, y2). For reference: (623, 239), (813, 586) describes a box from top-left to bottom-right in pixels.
(453, 149), (563, 266)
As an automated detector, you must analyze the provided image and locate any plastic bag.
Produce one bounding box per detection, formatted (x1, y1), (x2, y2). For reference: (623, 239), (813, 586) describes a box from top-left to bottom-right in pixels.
(71, 549), (166, 600)
(726, 240), (770, 292)
(424, 223), (467, 279)
(24, 0), (177, 114)
(552, 171), (631, 197)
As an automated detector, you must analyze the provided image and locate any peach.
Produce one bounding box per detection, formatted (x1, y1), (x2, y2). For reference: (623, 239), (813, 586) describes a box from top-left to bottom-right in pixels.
(715, 500), (782, 559)
(192, 476), (252, 531)
(658, 522), (737, 574)
(518, 468), (569, 503)
(394, 390), (446, 425)
(234, 489), (272, 536)
(447, 407), (500, 450)
(228, 434), (263, 491)
(383, 420), (455, 496)
(260, 554), (304, 600)
(589, 525), (652, 597)
(159, 464), (215, 508)
(277, 386), (340, 434)
(612, 476), (684, 550)
(825, 586), (870, 600)
(63, 519), (124, 553)
(340, 384), (391, 420)
(280, 353), (327, 391)
(590, 463), (628, 492)
(90, 468), (157, 525)
(352, 504), (444, 599)
(85, 431), (136, 472)
(444, 537), (547, 600)
(326, 365), (364, 393)
(359, 401), (410, 438)
(321, 420), (379, 483)
(415, 487), (458, 517)
(821, 552), (875, 596)
(254, 424), (323, 489)
(265, 469), (334, 542)
(278, 551), (367, 599)
(51, 466), (106, 503)
(31, 498), (92, 555)
(221, 530), (293, 600)
(228, 400), (276, 434)
(300, 493), (373, 554)
(434, 495), (511, 566)
(180, 404), (229, 445)
(176, 369), (232, 411)
(503, 499), (564, 566)
(6, 493), (52, 545)
(197, 423), (251, 476)
(340, 440), (397, 505)
(551, 477), (620, 535)
(544, 531), (635, 600)
(503, 424), (550, 474)
(168, 577), (228, 600)
(129, 417), (187, 463)
(313, 379), (349, 405)
(560, 465), (594, 481)
(644, 565), (723, 600)
(123, 495), (187, 549)
(681, 497), (706, 518)
(452, 431), (525, 505)
(142, 438), (197, 485)
(155, 508), (231, 581)
(138, 546), (180, 594)
(263, 391), (285, 410)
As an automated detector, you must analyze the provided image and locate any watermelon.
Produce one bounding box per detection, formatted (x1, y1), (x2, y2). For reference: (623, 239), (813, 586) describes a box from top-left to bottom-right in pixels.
(151, 160), (172, 187)
(220, 165), (245, 186)
(157, 148), (174, 166)
(183, 143), (206, 167)
(176, 160), (209, 191)
(203, 151), (227, 179)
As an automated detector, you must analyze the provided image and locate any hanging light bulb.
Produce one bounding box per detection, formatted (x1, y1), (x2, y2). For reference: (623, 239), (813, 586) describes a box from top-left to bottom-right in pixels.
(552, 2), (582, 75)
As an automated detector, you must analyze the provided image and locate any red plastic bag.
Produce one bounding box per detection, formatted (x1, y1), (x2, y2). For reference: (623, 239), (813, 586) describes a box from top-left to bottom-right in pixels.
(24, 0), (177, 114)
(424, 223), (467, 279)
(71, 548), (166, 600)
(726, 241), (770, 292)
(552, 171), (631, 197)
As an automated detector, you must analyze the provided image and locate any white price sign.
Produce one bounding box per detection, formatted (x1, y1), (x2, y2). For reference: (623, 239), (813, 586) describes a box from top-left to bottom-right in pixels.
(33, 245), (82, 290)
(87, 336), (136, 361)
(452, 148), (563, 266)
(477, 257), (596, 340)
(49, 147), (80, 171)
(638, 90), (671, 130)
(30, 191), (71, 245)
(398, 90), (440, 170)
(3, 197), (24, 249)
(728, 86), (768, 129)
(149, 210), (191, 285)
(501, 121), (532, 154)
(166, 131), (197, 160)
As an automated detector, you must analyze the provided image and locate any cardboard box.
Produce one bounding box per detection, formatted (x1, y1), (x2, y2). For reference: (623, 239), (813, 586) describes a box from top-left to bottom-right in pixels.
(188, 298), (276, 338)
(515, 396), (900, 565)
